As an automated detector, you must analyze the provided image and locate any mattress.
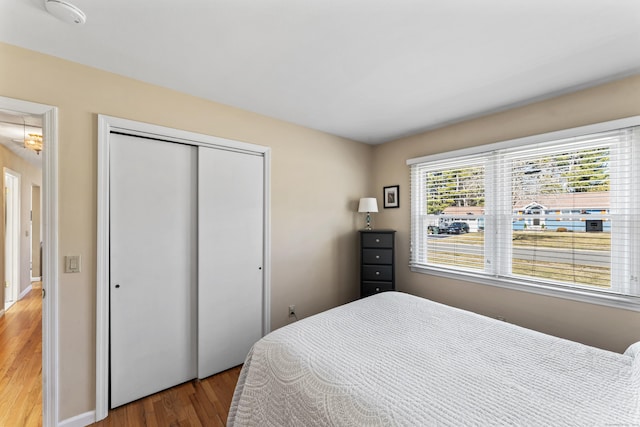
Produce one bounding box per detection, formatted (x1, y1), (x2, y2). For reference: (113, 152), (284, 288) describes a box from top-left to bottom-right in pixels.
(228, 292), (640, 426)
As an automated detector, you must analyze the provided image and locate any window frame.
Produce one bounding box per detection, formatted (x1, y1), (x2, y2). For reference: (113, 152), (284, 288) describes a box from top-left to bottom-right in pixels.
(407, 116), (640, 312)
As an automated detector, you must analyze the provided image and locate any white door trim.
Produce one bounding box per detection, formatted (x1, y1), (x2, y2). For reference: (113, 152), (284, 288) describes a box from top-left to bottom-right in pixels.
(96, 115), (271, 421)
(0, 96), (59, 427)
(4, 167), (21, 310)
(31, 184), (42, 282)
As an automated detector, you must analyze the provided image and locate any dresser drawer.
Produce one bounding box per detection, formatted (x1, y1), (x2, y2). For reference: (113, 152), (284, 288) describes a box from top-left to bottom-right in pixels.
(362, 265), (393, 281)
(362, 282), (393, 297)
(359, 230), (395, 299)
(361, 233), (393, 248)
(362, 248), (392, 265)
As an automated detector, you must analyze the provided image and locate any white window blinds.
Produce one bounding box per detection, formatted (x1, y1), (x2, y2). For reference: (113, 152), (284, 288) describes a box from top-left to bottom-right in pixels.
(410, 155), (487, 273)
(409, 121), (640, 306)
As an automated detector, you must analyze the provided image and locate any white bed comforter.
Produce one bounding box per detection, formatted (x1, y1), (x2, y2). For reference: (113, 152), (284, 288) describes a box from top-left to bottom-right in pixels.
(228, 292), (640, 426)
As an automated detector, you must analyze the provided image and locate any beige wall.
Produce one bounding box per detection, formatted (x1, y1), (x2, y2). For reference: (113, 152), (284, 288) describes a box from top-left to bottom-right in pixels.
(0, 144), (43, 307)
(373, 74), (640, 354)
(0, 42), (373, 420)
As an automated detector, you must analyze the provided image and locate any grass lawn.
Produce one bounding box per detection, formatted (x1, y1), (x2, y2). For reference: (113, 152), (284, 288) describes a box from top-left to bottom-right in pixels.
(428, 230), (611, 288)
(442, 230), (610, 251)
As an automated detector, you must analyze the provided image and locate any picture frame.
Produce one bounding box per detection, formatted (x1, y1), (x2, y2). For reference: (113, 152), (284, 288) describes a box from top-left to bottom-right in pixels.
(383, 185), (399, 208)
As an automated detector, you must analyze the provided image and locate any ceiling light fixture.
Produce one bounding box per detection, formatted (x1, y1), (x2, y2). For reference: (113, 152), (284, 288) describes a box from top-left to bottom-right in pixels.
(45, 0), (87, 25)
(20, 118), (43, 155)
(25, 133), (44, 155)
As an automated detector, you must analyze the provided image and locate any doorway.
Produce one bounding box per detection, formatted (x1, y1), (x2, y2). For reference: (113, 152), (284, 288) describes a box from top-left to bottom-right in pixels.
(0, 96), (59, 427)
(4, 168), (20, 311)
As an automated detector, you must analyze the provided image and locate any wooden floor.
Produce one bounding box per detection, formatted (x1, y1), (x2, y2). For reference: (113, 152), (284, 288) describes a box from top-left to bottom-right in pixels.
(92, 366), (241, 426)
(0, 282), (241, 427)
(0, 284), (43, 427)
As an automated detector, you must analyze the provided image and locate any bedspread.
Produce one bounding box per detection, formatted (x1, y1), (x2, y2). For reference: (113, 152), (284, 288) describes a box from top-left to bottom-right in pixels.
(228, 292), (640, 426)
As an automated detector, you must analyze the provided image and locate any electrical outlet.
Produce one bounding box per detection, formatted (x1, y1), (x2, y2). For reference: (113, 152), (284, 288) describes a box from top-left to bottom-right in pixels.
(288, 305), (296, 317)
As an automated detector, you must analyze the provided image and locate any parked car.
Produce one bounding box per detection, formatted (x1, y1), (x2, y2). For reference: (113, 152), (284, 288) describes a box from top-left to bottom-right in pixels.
(446, 222), (469, 234)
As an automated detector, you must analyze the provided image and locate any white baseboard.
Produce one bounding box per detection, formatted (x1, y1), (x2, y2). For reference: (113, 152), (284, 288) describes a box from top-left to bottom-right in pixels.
(18, 284), (32, 300)
(58, 410), (96, 427)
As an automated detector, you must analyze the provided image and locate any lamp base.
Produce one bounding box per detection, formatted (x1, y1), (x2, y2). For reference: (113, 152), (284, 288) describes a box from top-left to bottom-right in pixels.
(365, 212), (372, 230)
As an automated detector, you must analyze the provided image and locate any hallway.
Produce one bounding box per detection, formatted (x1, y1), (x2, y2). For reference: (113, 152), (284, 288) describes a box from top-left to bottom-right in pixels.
(0, 284), (42, 426)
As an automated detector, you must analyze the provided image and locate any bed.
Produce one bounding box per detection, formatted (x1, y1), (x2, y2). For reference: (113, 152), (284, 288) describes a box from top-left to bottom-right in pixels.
(228, 292), (640, 426)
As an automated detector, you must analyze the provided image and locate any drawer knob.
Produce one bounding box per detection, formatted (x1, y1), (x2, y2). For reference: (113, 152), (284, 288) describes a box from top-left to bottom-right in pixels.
(376, 287), (380, 292)
(375, 255), (380, 259)
(375, 271), (380, 275)
(375, 238), (380, 242)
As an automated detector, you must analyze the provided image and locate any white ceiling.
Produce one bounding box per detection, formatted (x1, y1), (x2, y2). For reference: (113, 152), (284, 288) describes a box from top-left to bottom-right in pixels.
(1, 0), (639, 144)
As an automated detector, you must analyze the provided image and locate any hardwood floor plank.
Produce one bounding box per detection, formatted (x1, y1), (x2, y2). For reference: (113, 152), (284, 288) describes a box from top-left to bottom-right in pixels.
(153, 397), (174, 426)
(176, 383), (200, 425)
(190, 381), (218, 421)
(107, 405), (127, 427)
(199, 379), (229, 422)
(142, 397), (160, 427)
(0, 286), (42, 427)
(92, 367), (241, 427)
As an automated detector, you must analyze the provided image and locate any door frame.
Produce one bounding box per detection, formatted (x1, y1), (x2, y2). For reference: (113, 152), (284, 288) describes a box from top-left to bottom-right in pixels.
(4, 167), (21, 310)
(96, 115), (271, 421)
(0, 96), (59, 427)
(31, 184), (42, 282)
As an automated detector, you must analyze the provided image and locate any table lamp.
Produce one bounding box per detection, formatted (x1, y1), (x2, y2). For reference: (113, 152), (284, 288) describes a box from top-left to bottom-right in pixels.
(358, 198), (378, 230)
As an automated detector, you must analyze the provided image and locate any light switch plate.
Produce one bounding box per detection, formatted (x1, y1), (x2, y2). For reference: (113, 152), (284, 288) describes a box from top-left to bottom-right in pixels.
(65, 255), (81, 273)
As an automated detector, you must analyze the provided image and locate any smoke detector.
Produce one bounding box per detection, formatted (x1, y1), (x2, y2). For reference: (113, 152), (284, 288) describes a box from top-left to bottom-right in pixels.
(45, 0), (86, 25)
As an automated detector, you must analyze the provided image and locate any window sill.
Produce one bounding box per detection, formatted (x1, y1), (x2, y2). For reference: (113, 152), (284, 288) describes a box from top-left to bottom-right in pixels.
(409, 265), (640, 312)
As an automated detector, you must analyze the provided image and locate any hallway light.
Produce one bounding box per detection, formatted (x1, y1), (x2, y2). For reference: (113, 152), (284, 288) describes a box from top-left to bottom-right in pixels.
(24, 133), (43, 155)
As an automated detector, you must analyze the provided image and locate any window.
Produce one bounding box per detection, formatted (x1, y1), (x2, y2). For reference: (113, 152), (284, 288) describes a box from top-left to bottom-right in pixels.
(408, 118), (640, 309)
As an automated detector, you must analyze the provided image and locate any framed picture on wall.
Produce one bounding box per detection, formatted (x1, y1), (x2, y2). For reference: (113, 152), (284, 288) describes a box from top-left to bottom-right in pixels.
(383, 185), (399, 208)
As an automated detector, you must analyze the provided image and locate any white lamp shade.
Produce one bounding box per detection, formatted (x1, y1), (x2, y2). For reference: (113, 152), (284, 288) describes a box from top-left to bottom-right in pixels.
(358, 197), (378, 213)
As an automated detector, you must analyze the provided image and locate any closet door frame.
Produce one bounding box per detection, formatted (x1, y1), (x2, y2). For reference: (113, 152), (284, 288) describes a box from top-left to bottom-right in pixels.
(96, 115), (271, 422)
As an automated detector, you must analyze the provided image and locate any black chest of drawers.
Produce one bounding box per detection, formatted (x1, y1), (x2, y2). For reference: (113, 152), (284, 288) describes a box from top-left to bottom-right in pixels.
(359, 230), (396, 298)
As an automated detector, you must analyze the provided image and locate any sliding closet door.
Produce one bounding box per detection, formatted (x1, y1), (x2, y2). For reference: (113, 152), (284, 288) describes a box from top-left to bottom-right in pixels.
(198, 147), (264, 378)
(110, 134), (197, 408)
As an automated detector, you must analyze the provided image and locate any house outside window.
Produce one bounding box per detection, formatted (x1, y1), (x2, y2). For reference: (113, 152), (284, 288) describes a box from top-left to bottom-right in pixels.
(407, 118), (640, 309)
